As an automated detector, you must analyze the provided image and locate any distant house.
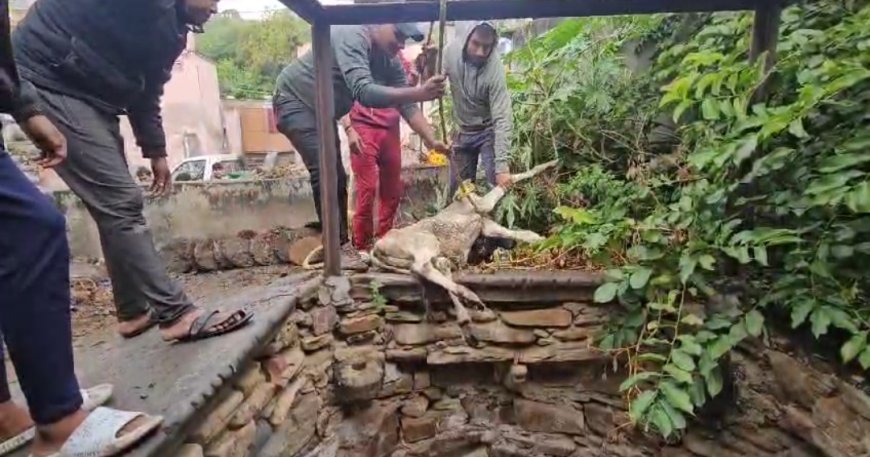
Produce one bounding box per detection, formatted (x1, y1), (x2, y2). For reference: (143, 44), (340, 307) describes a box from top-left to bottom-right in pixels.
(222, 99), (295, 167)
(7, 1), (230, 189)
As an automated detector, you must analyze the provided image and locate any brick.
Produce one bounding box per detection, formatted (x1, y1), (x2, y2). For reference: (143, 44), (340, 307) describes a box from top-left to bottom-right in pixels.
(263, 346), (305, 388)
(229, 382), (276, 429)
(176, 444), (204, 457)
(339, 314), (384, 335)
(401, 414), (439, 443)
(514, 399), (584, 435)
(500, 309), (573, 328)
(204, 419), (256, 457)
(190, 390), (245, 444)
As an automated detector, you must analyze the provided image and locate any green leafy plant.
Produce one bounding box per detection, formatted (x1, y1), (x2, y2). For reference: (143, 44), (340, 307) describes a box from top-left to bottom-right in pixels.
(510, 0), (870, 440)
(369, 280), (387, 309)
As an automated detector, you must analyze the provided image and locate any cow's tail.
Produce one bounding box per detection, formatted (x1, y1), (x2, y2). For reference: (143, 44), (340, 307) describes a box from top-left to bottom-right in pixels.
(301, 245), (324, 270)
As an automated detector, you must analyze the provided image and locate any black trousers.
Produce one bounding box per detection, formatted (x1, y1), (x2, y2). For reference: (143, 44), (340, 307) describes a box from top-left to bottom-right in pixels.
(273, 90), (349, 244)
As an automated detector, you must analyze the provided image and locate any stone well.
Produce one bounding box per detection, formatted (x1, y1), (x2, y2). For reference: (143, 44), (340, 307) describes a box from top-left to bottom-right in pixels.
(165, 271), (870, 457)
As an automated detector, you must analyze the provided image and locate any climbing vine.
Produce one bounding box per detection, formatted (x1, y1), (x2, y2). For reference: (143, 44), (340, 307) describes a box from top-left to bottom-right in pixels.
(507, 1), (870, 440)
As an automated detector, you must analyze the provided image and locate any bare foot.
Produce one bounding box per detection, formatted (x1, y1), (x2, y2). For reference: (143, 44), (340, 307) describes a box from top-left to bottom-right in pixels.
(117, 313), (153, 338)
(30, 410), (151, 457)
(0, 401), (34, 441)
(159, 309), (229, 342)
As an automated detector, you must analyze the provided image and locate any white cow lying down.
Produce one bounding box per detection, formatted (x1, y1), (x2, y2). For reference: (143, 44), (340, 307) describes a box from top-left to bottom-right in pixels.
(370, 160), (559, 327)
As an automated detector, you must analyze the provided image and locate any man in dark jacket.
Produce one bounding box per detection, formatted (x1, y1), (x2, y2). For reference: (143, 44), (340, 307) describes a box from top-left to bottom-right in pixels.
(12, 0), (252, 342)
(0, 1), (162, 453)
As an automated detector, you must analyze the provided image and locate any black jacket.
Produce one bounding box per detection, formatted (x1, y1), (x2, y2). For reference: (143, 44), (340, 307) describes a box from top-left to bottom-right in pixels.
(0, 0), (40, 126)
(12, 0), (193, 158)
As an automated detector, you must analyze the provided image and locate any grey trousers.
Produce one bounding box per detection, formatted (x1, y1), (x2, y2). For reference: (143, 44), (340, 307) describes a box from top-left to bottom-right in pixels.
(448, 127), (497, 198)
(32, 86), (194, 323)
(273, 90), (349, 244)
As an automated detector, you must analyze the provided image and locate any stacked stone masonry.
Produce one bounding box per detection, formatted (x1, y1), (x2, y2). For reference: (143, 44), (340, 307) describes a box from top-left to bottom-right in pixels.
(175, 272), (870, 457)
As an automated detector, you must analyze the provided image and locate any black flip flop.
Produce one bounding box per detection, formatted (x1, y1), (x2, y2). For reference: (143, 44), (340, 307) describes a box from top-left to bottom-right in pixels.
(119, 312), (159, 339)
(177, 309), (254, 343)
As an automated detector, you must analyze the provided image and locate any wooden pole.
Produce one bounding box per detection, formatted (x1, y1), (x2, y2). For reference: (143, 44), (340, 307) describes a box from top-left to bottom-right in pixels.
(749, 1), (782, 101)
(436, 0), (448, 142)
(312, 21), (341, 276)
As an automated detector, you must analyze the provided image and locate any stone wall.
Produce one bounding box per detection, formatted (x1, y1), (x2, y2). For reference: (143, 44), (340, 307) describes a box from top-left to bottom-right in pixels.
(56, 165), (449, 262)
(171, 272), (870, 457)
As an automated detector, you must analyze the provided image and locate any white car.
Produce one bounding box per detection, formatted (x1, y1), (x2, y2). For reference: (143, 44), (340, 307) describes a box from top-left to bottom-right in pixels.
(171, 154), (247, 182)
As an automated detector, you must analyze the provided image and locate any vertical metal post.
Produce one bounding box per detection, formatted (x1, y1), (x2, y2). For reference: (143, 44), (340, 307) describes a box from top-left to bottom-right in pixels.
(749, 1), (782, 101)
(312, 21), (341, 276)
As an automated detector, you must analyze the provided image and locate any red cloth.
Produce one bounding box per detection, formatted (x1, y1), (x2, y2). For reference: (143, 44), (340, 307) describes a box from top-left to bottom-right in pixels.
(348, 52), (415, 129)
(351, 122), (404, 250)
(349, 51), (414, 250)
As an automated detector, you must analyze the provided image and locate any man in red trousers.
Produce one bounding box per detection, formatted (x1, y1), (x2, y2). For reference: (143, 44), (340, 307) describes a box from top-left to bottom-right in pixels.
(341, 51), (418, 252)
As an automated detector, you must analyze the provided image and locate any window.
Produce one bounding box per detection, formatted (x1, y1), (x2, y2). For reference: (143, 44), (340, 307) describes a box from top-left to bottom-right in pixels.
(218, 159), (244, 174)
(172, 160), (206, 182)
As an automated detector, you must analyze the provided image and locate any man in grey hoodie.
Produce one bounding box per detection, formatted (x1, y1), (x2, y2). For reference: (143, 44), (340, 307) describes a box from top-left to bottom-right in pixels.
(442, 21), (513, 197)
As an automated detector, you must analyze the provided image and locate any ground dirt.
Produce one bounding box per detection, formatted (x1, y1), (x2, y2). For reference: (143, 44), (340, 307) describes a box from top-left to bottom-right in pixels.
(69, 261), (295, 344)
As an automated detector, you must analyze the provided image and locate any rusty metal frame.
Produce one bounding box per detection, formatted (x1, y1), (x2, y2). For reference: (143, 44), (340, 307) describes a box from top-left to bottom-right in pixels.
(276, 0), (784, 277)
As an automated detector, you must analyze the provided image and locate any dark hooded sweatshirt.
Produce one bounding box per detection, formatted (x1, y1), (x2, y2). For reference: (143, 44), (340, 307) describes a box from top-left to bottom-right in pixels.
(443, 21), (513, 174)
(11, 0), (192, 158)
(0, 0), (40, 130)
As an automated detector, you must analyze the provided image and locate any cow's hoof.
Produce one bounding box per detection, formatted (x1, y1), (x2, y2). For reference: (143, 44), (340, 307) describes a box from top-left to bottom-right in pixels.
(456, 285), (483, 306)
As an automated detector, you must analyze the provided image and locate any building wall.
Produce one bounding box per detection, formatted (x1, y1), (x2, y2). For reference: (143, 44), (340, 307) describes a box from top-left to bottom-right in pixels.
(123, 44), (227, 173)
(222, 100), (293, 155)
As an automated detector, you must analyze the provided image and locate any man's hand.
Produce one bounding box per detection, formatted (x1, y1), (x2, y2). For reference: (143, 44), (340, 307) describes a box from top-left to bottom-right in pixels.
(495, 172), (512, 188)
(425, 139), (450, 155)
(20, 115), (67, 168)
(418, 74), (447, 101)
(150, 157), (172, 196)
(346, 127), (363, 155)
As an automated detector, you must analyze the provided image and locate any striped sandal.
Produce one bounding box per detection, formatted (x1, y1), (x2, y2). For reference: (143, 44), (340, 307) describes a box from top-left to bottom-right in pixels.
(0, 384), (114, 456)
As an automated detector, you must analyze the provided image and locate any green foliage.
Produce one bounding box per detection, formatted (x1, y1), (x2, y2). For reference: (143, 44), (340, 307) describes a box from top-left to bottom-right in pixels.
(198, 10), (309, 99)
(369, 280), (387, 309)
(510, 1), (870, 440)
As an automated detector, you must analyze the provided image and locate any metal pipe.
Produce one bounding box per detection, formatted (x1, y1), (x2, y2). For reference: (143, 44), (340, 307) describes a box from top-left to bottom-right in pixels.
(312, 21), (342, 276)
(319, 0), (764, 25)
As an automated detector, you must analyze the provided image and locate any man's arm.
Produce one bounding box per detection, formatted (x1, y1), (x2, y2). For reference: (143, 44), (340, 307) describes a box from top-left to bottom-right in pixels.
(404, 109), (443, 152)
(489, 64), (513, 175)
(0, 0), (39, 122)
(1, 0), (66, 167)
(127, 69), (169, 159)
(335, 28), (437, 108)
(128, 67), (174, 195)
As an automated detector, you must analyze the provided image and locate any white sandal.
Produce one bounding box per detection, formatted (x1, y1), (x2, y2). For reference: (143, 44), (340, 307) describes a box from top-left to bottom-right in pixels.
(34, 407), (163, 457)
(0, 384), (114, 455)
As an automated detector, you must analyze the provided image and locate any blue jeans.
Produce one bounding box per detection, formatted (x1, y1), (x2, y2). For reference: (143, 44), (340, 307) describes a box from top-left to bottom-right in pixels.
(447, 127), (497, 198)
(0, 149), (82, 424)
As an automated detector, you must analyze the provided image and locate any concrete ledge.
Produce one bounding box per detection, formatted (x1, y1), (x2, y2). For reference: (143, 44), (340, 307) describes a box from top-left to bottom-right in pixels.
(4, 272), (321, 457)
(350, 270), (605, 304)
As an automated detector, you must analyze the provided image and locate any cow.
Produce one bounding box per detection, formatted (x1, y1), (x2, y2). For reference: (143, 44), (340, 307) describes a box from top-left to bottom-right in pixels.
(369, 160), (559, 327)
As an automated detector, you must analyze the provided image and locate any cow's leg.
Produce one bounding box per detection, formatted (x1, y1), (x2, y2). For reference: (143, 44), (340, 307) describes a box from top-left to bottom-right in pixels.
(469, 160), (560, 214)
(410, 255), (480, 325)
(510, 160), (559, 184)
(481, 219), (545, 244)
